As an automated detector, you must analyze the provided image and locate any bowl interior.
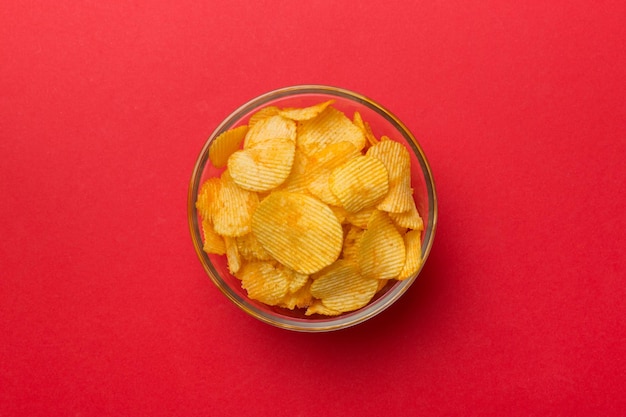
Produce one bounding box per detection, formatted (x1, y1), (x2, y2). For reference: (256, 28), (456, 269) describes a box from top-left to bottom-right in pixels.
(189, 86), (437, 331)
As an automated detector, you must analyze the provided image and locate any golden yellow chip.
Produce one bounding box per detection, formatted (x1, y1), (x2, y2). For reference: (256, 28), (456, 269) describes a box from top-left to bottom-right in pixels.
(224, 236), (242, 275)
(305, 141), (361, 206)
(244, 114), (296, 148)
(212, 173), (259, 237)
(310, 260), (379, 313)
(228, 137), (296, 192)
(280, 280), (313, 310)
(296, 106), (366, 156)
(251, 191), (343, 274)
(248, 106), (280, 128)
(201, 217), (226, 255)
(208, 125), (248, 168)
(397, 230), (423, 280)
(366, 139), (413, 213)
(236, 231), (273, 262)
(305, 300), (343, 316)
(238, 261), (290, 306)
(196, 177), (221, 221)
(341, 225), (364, 263)
(357, 210), (406, 280)
(353, 111), (378, 147)
(345, 207), (375, 229)
(275, 147), (311, 194)
(329, 155), (389, 213)
(388, 201), (424, 231)
(279, 100), (335, 121)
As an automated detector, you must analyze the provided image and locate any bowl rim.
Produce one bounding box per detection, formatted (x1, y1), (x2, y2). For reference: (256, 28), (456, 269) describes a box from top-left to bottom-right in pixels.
(188, 84), (438, 332)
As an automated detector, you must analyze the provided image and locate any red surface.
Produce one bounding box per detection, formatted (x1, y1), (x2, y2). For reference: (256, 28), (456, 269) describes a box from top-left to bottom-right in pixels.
(1, 1), (625, 416)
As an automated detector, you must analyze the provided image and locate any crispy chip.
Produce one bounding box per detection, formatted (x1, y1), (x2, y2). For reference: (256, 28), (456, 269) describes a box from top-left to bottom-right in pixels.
(280, 279), (313, 310)
(357, 210), (406, 280)
(201, 218), (226, 255)
(275, 147), (311, 194)
(367, 139), (413, 213)
(353, 111), (378, 147)
(196, 177), (221, 221)
(209, 125), (248, 168)
(397, 230), (423, 280)
(297, 106), (366, 156)
(212, 173), (259, 237)
(279, 100), (335, 121)
(238, 262), (290, 306)
(248, 106), (281, 128)
(236, 231), (273, 262)
(224, 236), (242, 274)
(345, 207), (375, 229)
(310, 260), (379, 313)
(244, 114), (296, 148)
(388, 201), (424, 231)
(228, 137), (296, 192)
(341, 225), (364, 262)
(305, 300), (343, 316)
(306, 142), (360, 206)
(251, 191), (343, 274)
(329, 155), (389, 213)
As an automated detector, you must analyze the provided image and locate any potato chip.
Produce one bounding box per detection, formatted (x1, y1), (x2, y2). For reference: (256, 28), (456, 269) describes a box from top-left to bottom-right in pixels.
(357, 210), (406, 280)
(248, 106), (280, 128)
(196, 177), (221, 221)
(236, 231), (273, 262)
(306, 142), (360, 206)
(305, 300), (343, 316)
(345, 207), (375, 229)
(228, 137), (296, 192)
(297, 106), (366, 156)
(279, 100), (334, 121)
(353, 111), (378, 147)
(209, 125), (248, 168)
(341, 225), (364, 262)
(244, 114), (296, 148)
(224, 236), (242, 274)
(280, 280), (313, 310)
(367, 139), (413, 213)
(201, 218), (226, 255)
(397, 230), (423, 280)
(238, 262), (290, 306)
(251, 191), (343, 274)
(212, 173), (259, 237)
(310, 260), (379, 313)
(275, 147), (310, 194)
(329, 155), (389, 213)
(388, 201), (424, 231)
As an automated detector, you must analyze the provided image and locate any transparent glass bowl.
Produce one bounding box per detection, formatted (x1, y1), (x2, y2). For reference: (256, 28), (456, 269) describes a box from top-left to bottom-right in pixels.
(188, 85), (437, 332)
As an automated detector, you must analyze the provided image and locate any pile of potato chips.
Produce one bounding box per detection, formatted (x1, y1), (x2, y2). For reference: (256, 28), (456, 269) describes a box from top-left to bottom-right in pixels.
(196, 101), (424, 316)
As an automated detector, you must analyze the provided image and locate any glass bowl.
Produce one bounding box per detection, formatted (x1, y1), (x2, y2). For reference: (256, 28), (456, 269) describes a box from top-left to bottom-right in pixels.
(188, 85), (437, 332)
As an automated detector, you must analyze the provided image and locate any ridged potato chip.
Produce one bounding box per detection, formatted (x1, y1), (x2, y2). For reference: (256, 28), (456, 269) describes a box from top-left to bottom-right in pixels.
(224, 236), (242, 274)
(248, 106), (280, 128)
(251, 191), (343, 274)
(367, 139), (413, 213)
(345, 207), (375, 229)
(397, 230), (423, 280)
(209, 125), (248, 168)
(238, 262), (290, 306)
(353, 111), (379, 147)
(201, 218), (226, 255)
(341, 225), (364, 263)
(212, 172), (259, 237)
(306, 141), (360, 206)
(329, 155), (389, 213)
(279, 100), (334, 121)
(196, 177), (221, 222)
(228, 137), (296, 192)
(305, 300), (342, 316)
(297, 106), (366, 156)
(244, 114), (296, 148)
(236, 231), (273, 262)
(389, 201), (424, 231)
(358, 210), (406, 280)
(310, 260), (379, 313)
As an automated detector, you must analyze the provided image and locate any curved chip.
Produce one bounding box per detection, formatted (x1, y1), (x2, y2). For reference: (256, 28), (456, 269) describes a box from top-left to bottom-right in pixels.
(244, 114), (296, 148)
(389, 200), (424, 231)
(297, 106), (366, 156)
(305, 300), (343, 316)
(236, 231), (273, 262)
(397, 230), (423, 280)
(212, 173), (259, 237)
(196, 177), (221, 221)
(357, 210), (406, 280)
(209, 125), (248, 168)
(306, 141), (360, 206)
(367, 139), (413, 213)
(251, 192), (343, 274)
(329, 155), (389, 213)
(248, 106), (281, 128)
(238, 262), (290, 306)
(279, 100), (334, 121)
(201, 218), (226, 255)
(228, 137), (296, 192)
(310, 260), (379, 313)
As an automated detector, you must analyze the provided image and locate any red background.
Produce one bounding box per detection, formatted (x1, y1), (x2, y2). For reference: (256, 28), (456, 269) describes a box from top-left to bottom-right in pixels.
(1, 1), (625, 416)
